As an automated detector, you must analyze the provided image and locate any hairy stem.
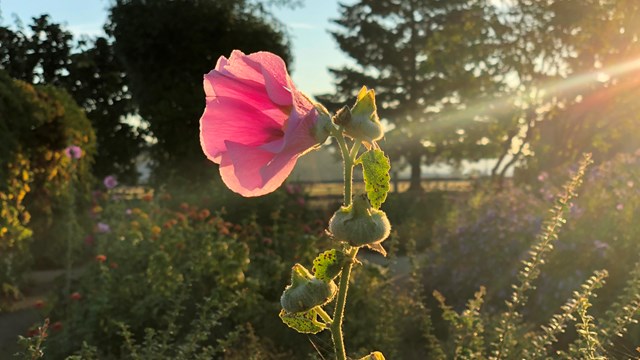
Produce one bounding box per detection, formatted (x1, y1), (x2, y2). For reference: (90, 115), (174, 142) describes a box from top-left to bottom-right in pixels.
(333, 128), (353, 206)
(331, 247), (359, 360)
(328, 128), (363, 359)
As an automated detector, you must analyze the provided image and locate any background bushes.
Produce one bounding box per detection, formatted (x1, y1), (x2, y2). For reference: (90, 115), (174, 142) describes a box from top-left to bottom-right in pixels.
(0, 70), (96, 295)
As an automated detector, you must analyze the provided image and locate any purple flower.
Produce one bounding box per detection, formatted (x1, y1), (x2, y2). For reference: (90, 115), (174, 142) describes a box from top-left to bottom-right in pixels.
(97, 222), (111, 233)
(103, 175), (118, 189)
(64, 145), (83, 159)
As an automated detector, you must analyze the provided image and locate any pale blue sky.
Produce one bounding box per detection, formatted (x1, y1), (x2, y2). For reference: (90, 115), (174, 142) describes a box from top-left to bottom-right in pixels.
(0, 0), (351, 95)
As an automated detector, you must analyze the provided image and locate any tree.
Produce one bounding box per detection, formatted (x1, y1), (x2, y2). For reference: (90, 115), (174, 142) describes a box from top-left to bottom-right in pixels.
(328, 0), (501, 191)
(0, 70), (97, 268)
(487, 0), (640, 180)
(64, 36), (143, 181)
(107, 0), (292, 180)
(0, 15), (144, 181)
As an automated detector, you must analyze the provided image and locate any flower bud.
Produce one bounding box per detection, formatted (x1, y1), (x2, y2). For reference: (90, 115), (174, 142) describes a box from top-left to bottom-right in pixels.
(280, 264), (338, 313)
(339, 86), (384, 142)
(328, 194), (391, 247)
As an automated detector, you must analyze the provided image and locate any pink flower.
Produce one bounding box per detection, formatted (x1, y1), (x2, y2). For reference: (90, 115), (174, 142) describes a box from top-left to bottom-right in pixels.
(200, 50), (330, 197)
(103, 175), (118, 189)
(64, 145), (83, 159)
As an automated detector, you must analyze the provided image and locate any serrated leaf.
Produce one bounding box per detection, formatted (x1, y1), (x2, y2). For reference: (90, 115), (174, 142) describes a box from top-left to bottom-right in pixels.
(357, 149), (390, 209)
(279, 309), (325, 334)
(312, 249), (344, 281)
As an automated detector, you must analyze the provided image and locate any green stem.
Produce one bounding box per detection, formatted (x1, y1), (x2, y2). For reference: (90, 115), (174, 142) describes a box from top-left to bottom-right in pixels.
(328, 127), (363, 359)
(330, 247), (359, 360)
(333, 129), (353, 206)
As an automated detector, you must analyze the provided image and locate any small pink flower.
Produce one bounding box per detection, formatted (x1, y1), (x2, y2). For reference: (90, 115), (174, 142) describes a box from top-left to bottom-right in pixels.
(616, 203), (624, 211)
(103, 175), (118, 189)
(537, 171), (549, 182)
(52, 321), (63, 331)
(64, 145), (83, 159)
(200, 50), (330, 197)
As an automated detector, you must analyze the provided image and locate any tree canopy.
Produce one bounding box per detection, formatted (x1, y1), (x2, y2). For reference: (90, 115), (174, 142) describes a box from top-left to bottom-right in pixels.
(107, 0), (293, 180)
(329, 0), (640, 185)
(328, 0), (502, 191)
(0, 15), (143, 181)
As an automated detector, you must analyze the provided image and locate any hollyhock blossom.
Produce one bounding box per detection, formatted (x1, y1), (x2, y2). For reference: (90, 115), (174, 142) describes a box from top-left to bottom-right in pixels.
(64, 145), (83, 159)
(200, 50), (331, 197)
(103, 175), (118, 189)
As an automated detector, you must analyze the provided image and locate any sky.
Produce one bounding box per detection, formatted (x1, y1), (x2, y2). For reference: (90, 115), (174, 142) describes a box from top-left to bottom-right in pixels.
(0, 0), (349, 96)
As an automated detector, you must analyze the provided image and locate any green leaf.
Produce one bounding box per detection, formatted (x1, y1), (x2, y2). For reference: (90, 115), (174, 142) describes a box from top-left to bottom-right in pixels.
(357, 149), (390, 209)
(312, 249), (344, 282)
(279, 309), (325, 334)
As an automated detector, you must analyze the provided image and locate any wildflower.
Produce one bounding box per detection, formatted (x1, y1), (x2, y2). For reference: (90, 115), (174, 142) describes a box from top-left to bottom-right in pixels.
(198, 208), (211, 220)
(64, 145), (82, 159)
(616, 203), (624, 211)
(96, 254), (107, 263)
(537, 171), (549, 182)
(51, 321), (63, 331)
(109, 262), (118, 269)
(84, 235), (95, 246)
(103, 175), (118, 189)
(200, 50), (331, 197)
(70, 292), (82, 301)
(97, 222), (111, 233)
(151, 226), (161, 236)
(34, 300), (45, 309)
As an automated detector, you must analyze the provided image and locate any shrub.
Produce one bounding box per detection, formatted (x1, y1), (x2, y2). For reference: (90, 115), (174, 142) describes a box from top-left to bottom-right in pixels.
(0, 70), (97, 269)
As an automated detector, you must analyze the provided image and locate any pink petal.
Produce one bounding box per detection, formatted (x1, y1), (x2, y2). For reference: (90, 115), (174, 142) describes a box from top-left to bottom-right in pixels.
(219, 142), (298, 197)
(216, 50), (265, 87)
(204, 71), (288, 125)
(246, 52), (293, 106)
(200, 97), (284, 163)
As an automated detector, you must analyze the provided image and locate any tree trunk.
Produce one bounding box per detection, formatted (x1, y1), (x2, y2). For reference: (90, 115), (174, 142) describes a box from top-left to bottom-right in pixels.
(407, 152), (423, 193)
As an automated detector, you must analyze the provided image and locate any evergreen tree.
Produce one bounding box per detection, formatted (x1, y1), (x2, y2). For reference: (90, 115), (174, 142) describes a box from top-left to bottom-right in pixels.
(329, 0), (500, 191)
